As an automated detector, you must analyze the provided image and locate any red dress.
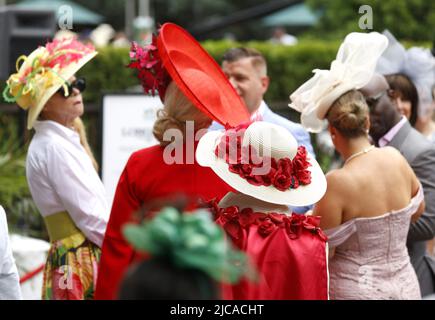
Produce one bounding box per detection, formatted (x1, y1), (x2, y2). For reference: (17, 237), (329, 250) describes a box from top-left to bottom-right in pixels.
(95, 144), (233, 299)
(212, 204), (329, 300)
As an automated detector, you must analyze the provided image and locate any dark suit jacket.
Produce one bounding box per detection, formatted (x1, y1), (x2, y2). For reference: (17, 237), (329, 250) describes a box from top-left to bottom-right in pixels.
(388, 121), (435, 296)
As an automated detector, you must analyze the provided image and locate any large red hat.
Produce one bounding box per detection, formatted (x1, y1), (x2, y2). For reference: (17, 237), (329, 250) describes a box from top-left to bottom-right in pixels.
(129, 23), (250, 127)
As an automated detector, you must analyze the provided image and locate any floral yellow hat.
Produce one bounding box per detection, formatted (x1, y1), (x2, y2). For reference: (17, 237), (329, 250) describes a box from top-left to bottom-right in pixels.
(3, 38), (97, 129)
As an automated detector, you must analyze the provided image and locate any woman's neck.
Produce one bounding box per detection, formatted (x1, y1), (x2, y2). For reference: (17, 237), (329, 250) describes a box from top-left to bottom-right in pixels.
(40, 114), (75, 129)
(339, 136), (373, 162)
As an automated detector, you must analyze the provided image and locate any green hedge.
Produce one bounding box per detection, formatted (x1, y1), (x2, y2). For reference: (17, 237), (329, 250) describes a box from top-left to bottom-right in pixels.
(77, 46), (139, 103)
(73, 40), (341, 105)
(2, 39), (428, 105)
(202, 40), (341, 103)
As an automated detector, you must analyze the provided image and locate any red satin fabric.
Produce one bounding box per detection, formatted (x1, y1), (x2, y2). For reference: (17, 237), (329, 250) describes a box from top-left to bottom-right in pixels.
(214, 206), (329, 300)
(95, 144), (233, 299)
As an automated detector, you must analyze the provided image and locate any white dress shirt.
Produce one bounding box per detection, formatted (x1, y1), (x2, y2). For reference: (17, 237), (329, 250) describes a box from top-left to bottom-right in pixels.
(250, 100), (267, 121)
(26, 120), (109, 247)
(0, 206), (22, 300)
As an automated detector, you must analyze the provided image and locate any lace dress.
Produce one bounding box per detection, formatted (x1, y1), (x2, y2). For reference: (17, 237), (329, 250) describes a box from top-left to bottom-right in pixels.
(325, 187), (423, 300)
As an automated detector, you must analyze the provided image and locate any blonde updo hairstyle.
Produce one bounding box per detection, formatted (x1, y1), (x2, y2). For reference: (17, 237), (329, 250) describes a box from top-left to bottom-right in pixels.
(326, 90), (369, 138)
(153, 81), (212, 146)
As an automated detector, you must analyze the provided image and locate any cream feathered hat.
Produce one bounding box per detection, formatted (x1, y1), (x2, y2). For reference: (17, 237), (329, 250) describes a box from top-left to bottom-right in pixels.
(289, 32), (388, 133)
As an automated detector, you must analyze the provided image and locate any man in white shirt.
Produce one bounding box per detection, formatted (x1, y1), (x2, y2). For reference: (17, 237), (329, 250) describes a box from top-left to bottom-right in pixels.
(0, 206), (22, 300)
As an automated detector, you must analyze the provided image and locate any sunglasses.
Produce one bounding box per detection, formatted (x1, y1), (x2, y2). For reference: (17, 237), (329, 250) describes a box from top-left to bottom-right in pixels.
(57, 77), (86, 98)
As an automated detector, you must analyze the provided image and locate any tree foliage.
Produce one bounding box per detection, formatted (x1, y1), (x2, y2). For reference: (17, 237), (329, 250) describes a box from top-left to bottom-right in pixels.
(306, 0), (435, 41)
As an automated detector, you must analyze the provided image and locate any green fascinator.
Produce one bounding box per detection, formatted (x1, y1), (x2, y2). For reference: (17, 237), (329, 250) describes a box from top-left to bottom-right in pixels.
(123, 207), (255, 284)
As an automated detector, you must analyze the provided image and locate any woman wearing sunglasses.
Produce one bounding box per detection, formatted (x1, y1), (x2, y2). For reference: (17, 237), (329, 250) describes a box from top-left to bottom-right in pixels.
(3, 38), (109, 300)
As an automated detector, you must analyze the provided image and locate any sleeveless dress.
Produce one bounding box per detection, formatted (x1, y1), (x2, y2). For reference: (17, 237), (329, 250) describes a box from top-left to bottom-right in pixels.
(211, 201), (329, 300)
(324, 186), (424, 300)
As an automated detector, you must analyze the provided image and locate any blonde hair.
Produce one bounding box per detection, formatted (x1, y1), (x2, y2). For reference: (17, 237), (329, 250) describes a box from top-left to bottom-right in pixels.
(72, 117), (99, 171)
(326, 90), (369, 138)
(153, 82), (211, 146)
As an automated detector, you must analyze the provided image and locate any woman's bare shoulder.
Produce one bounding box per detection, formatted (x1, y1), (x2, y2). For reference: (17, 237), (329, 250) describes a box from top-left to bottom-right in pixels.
(377, 146), (410, 169)
(379, 146), (402, 158)
(325, 168), (354, 193)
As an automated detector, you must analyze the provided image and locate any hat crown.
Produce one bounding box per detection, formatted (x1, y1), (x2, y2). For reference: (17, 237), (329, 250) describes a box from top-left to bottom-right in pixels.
(242, 122), (298, 160)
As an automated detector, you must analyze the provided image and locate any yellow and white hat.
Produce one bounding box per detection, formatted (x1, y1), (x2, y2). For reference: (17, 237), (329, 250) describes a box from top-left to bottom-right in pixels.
(3, 37), (97, 129)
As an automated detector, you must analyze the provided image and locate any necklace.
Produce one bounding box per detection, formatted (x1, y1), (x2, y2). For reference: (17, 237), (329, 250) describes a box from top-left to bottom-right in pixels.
(344, 145), (375, 165)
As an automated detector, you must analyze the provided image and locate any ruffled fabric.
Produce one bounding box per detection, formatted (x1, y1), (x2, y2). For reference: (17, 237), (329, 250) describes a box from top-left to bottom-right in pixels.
(209, 200), (327, 249)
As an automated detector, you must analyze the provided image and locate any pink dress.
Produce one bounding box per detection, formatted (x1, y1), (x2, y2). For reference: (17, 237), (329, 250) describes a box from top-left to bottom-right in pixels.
(324, 186), (423, 300)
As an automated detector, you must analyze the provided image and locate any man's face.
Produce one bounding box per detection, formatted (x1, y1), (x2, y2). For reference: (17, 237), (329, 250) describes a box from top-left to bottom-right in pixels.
(222, 57), (269, 114)
(360, 74), (402, 144)
(361, 90), (401, 144)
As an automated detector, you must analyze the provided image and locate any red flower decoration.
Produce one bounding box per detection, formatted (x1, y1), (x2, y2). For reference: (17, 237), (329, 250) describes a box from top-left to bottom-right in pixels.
(258, 217), (277, 237)
(128, 35), (171, 98)
(45, 38), (95, 69)
(215, 126), (312, 192)
(211, 203), (328, 243)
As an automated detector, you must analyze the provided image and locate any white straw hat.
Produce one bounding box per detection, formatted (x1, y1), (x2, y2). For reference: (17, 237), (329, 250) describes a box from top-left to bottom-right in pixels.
(196, 122), (327, 206)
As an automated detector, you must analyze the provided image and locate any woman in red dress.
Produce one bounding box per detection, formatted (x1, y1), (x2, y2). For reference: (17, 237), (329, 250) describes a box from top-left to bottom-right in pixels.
(197, 121), (329, 299)
(95, 23), (250, 299)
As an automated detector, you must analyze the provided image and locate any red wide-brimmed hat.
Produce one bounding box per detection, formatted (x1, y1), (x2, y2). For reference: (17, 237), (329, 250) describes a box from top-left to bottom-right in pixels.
(129, 23), (250, 127)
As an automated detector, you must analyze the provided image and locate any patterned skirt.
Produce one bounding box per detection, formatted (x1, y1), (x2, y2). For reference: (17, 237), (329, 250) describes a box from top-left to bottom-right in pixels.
(41, 232), (101, 300)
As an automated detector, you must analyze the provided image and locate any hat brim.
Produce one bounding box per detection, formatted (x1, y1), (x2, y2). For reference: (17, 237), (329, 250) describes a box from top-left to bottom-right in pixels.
(27, 51), (98, 129)
(157, 23), (250, 127)
(196, 130), (327, 206)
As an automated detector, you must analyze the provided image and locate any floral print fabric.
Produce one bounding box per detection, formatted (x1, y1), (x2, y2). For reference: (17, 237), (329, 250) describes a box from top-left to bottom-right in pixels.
(42, 232), (100, 300)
